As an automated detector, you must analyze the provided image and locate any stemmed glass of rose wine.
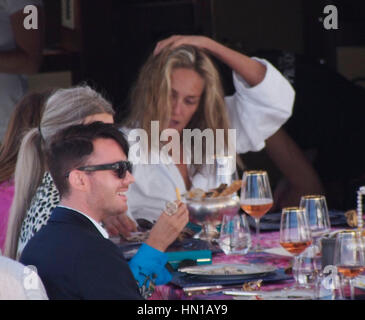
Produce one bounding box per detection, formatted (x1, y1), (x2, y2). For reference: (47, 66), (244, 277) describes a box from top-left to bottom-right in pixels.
(280, 207), (313, 293)
(334, 230), (365, 300)
(240, 170), (273, 252)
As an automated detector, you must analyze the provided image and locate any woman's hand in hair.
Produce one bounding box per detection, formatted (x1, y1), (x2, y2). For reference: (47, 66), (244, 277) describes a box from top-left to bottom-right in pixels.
(153, 35), (212, 56)
(153, 35), (266, 87)
(102, 213), (137, 238)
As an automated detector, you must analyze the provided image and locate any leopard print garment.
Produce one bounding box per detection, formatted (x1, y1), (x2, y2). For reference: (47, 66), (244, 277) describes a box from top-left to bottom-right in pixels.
(17, 172), (60, 256)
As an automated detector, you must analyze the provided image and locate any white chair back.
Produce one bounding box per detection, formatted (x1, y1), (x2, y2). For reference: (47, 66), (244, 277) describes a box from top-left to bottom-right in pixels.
(0, 256), (48, 300)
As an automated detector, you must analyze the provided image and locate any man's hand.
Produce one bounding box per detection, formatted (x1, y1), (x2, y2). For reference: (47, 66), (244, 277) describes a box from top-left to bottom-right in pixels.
(102, 214), (137, 238)
(145, 201), (189, 252)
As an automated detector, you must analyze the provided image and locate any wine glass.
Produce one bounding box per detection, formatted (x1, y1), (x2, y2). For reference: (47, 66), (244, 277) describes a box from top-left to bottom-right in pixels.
(298, 195), (331, 284)
(240, 170), (273, 251)
(300, 195), (331, 240)
(218, 213), (252, 255)
(280, 207), (313, 291)
(334, 230), (365, 300)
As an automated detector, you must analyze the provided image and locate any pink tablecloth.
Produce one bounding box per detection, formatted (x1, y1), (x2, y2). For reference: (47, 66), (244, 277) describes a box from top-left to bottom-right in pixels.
(150, 231), (294, 300)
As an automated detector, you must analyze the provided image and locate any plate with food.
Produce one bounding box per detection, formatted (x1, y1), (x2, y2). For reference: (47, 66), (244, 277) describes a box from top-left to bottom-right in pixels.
(185, 180), (242, 201)
(184, 182), (242, 229)
(178, 263), (276, 280)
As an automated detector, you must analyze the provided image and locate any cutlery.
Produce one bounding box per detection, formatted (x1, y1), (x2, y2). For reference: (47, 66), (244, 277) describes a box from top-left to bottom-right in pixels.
(183, 280), (262, 296)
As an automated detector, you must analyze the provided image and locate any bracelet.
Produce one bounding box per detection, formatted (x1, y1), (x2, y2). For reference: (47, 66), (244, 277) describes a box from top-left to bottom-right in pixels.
(138, 271), (157, 299)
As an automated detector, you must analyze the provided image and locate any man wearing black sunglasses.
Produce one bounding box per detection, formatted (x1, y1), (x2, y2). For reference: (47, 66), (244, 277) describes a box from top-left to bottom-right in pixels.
(71, 160), (134, 179)
(20, 122), (189, 299)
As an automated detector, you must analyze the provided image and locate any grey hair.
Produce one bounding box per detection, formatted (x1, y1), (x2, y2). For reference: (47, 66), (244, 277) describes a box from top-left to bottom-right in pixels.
(5, 85), (114, 259)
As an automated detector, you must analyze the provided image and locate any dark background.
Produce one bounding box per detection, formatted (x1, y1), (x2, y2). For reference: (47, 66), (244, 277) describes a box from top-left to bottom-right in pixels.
(37, 0), (365, 209)
(40, 0), (365, 122)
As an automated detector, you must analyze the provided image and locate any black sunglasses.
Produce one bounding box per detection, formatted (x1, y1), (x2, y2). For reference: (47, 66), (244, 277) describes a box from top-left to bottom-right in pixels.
(67, 160), (133, 179)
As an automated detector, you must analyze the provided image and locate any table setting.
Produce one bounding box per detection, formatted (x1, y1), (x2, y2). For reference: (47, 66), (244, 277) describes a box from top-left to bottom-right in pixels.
(112, 165), (365, 300)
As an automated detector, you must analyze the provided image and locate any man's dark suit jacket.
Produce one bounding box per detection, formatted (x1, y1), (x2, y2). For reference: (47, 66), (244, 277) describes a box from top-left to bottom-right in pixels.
(20, 206), (143, 300)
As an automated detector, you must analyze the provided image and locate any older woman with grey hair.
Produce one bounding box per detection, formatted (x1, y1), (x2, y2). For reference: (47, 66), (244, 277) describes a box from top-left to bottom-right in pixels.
(5, 85), (137, 260)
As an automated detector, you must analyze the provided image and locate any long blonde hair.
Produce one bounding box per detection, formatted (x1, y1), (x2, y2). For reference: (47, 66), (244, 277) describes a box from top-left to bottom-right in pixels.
(4, 85), (115, 259)
(125, 45), (237, 169)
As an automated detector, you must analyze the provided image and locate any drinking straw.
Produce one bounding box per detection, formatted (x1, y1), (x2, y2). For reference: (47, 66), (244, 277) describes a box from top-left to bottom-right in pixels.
(175, 187), (181, 201)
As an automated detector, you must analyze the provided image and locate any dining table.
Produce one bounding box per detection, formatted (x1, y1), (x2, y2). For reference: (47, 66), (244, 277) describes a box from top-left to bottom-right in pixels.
(146, 210), (365, 300)
(150, 230), (295, 300)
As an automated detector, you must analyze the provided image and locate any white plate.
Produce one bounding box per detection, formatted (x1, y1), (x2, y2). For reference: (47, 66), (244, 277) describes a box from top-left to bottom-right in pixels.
(179, 263), (276, 280)
(354, 275), (365, 290)
(263, 247), (293, 257)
